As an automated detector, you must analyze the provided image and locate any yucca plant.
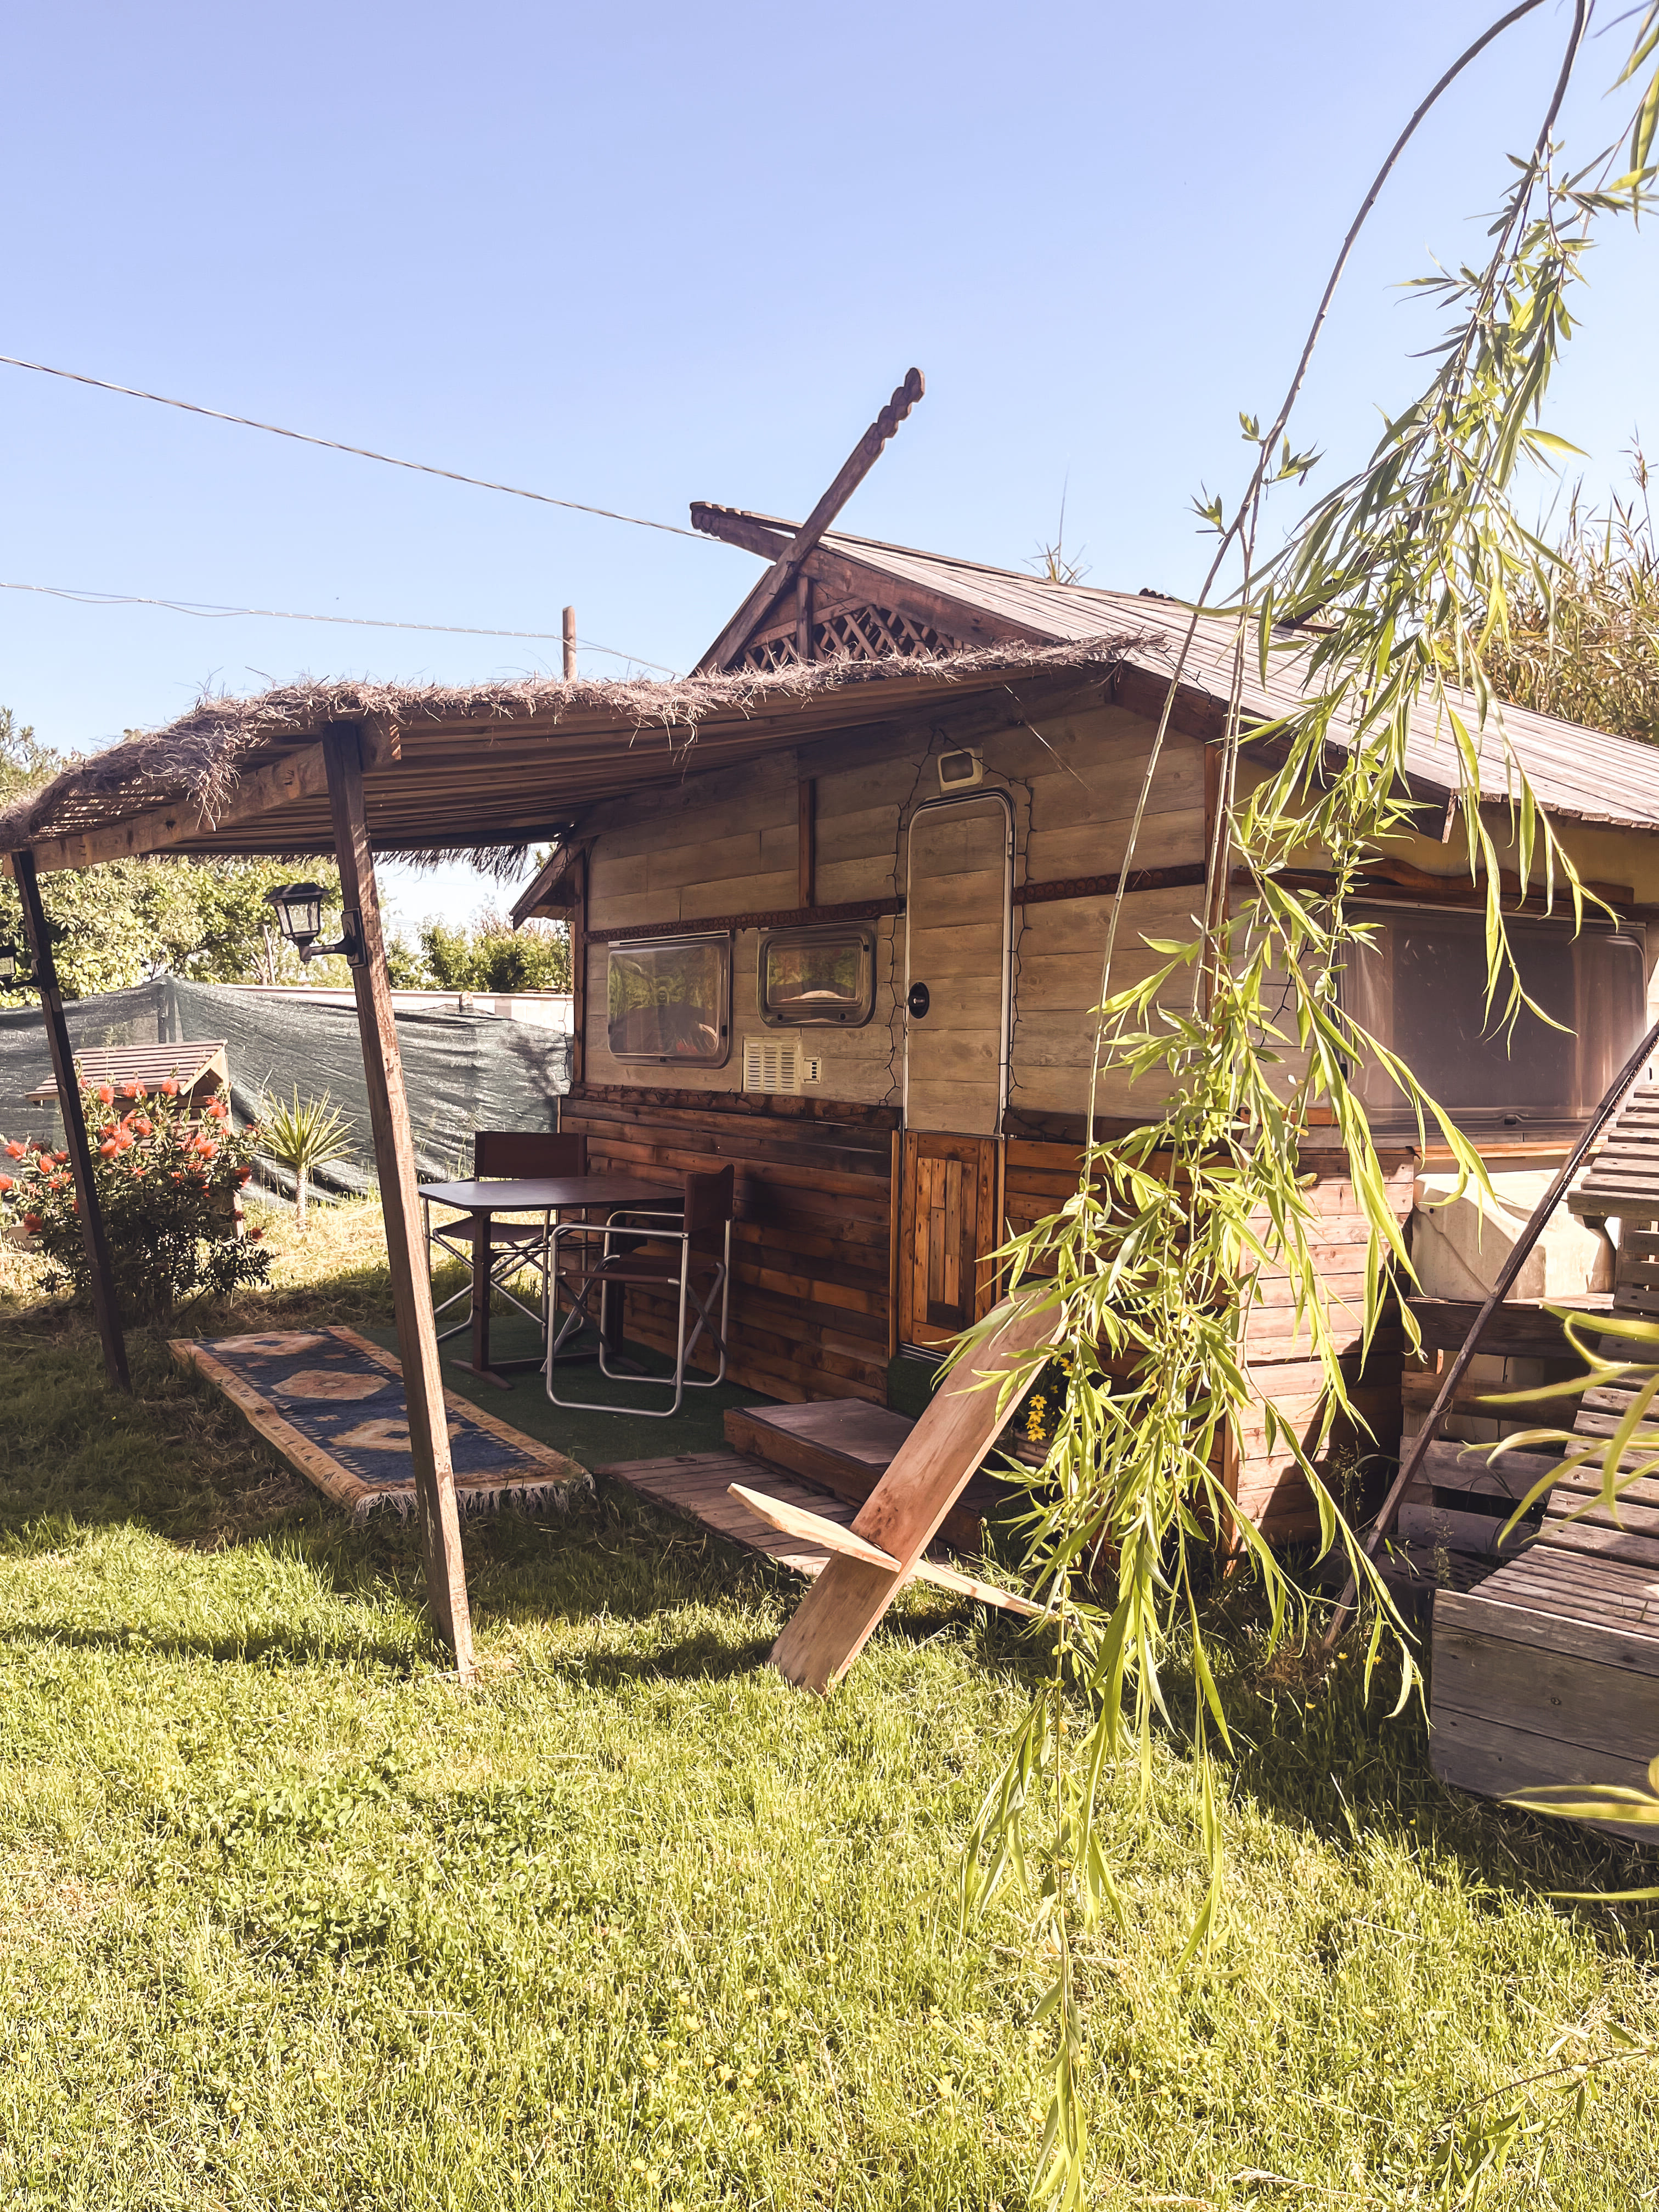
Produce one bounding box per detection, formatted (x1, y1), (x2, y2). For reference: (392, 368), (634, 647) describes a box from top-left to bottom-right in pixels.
(259, 1088), (356, 1234)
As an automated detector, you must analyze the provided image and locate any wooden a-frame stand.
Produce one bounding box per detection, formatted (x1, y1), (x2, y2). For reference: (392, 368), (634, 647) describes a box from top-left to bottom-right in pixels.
(764, 1292), (1055, 1692)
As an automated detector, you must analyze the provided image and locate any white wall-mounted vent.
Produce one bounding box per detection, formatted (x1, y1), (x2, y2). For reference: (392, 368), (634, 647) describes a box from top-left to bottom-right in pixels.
(937, 747), (983, 793)
(743, 1037), (799, 1094)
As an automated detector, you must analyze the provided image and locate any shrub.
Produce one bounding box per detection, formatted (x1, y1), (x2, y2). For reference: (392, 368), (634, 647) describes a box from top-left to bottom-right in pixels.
(0, 1080), (272, 1317)
(258, 1088), (356, 1235)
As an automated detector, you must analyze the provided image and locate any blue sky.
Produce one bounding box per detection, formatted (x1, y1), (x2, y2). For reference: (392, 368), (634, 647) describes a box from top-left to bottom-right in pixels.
(2, 2), (1653, 930)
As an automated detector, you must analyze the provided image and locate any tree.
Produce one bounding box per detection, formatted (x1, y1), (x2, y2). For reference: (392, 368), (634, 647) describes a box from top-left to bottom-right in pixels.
(416, 909), (570, 993)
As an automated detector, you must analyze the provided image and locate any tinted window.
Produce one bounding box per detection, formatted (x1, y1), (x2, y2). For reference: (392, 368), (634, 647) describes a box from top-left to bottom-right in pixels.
(606, 937), (730, 1065)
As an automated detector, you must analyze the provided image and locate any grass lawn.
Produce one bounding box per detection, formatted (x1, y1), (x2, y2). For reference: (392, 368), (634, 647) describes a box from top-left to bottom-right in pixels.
(2, 1196), (1658, 2209)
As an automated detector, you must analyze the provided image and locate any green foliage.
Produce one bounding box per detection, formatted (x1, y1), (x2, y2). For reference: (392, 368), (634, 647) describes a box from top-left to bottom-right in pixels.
(0, 1080), (269, 1316)
(1, 1297), (1657, 2208)
(417, 911), (571, 994)
(0, 711), (345, 999)
(1482, 464), (1659, 742)
(958, 13), (1659, 2204)
(258, 1088), (356, 1233)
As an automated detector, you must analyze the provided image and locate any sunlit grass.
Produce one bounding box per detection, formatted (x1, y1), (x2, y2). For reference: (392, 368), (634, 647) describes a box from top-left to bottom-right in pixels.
(1, 1213), (1657, 2205)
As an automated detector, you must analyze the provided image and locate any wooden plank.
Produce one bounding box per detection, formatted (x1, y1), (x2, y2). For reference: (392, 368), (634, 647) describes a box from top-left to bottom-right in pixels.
(11, 847), (129, 1392)
(1429, 1706), (1659, 1838)
(1439, 1577), (1659, 1664)
(729, 1481), (899, 1568)
(323, 724), (473, 1675)
(770, 1290), (1057, 1691)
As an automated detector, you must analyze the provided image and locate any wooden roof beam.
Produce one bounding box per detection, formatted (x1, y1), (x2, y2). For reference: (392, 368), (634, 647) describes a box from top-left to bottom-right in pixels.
(693, 369), (926, 674)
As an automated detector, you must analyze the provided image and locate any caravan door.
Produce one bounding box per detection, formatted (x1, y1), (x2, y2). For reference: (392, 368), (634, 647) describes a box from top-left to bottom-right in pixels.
(898, 790), (1013, 1345)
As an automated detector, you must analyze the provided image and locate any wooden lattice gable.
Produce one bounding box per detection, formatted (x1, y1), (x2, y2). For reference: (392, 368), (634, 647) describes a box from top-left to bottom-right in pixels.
(693, 503), (1042, 672)
(735, 584), (972, 674)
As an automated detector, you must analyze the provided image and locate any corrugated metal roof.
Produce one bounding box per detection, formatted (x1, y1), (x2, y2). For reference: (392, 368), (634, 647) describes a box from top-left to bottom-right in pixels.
(723, 509), (1659, 833)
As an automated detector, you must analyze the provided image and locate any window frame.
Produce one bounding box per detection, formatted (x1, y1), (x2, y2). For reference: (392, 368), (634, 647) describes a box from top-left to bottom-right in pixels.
(1338, 899), (1647, 1140)
(755, 922), (878, 1030)
(603, 932), (733, 1068)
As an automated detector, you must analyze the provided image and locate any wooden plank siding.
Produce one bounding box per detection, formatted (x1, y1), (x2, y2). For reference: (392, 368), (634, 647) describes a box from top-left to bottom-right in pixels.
(1004, 1136), (1418, 1543)
(557, 1086), (900, 1405)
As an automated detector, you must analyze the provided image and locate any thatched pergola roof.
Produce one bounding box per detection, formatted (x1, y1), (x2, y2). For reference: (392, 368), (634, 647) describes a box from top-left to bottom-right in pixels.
(0, 639), (1142, 877)
(9, 597), (1659, 883)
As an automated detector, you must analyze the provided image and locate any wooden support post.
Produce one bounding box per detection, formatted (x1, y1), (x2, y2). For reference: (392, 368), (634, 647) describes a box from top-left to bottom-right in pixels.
(797, 776), (815, 911)
(10, 847), (130, 1392)
(794, 574), (813, 663)
(320, 725), (476, 1676)
(569, 850), (588, 1088)
(562, 606), (577, 681)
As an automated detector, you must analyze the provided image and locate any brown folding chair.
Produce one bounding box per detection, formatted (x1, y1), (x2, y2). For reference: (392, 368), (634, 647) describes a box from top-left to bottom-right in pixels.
(546, 1165), (732, 1417)
(426, 1130), (585, 1345)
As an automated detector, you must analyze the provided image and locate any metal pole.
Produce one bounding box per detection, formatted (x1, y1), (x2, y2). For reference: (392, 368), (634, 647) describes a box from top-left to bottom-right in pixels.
(562, 607), (577, 681)
(10, 847), (131, 1391)
(1323, 1005), (1659, 1648)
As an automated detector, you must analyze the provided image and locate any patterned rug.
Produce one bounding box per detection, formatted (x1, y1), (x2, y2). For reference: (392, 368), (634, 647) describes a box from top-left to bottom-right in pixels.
(172, 1324), (587, 1519)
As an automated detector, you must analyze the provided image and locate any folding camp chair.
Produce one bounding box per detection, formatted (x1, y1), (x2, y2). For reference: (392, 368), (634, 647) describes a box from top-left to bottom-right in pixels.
(545, 1165), (733, 1417)
(426, 1130), (586, 1346)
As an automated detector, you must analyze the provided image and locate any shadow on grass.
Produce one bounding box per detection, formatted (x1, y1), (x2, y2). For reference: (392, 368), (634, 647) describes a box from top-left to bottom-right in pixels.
(1140, 1582), (1659, 1938)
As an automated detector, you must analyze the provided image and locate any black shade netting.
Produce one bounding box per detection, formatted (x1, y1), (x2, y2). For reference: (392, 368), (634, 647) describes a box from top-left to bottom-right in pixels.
(0, 978), (571, 1203)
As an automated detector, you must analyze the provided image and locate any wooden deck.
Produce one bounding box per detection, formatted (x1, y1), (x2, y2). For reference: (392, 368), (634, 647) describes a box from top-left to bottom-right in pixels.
(596, 1447), (1036, 1614)
(598, 1450), (860, 1576)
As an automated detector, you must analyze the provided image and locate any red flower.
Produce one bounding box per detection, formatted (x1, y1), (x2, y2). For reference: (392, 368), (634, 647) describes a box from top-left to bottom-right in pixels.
(52, 1152), (67, 1165)
(247, 1227), (265, 1241)
(0, 1175), (13, 1194)
(134, 1118), (153, 1137)
(196, 1138), (217, 1159)
(96, 1084), (114, 1106)
(120, 1082), (137, 1100)
(99, 1139), (119, 1158)
(160, 1079), (179, 1097)
(21, 1213), (42, 1234)
(4, 1141), (24, 1160)
(235, 1166), (252, 1184)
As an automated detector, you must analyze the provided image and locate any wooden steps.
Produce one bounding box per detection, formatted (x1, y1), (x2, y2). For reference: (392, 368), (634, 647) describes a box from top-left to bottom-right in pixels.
(723, 1398), (1009, 1554)
(1427, 1104), (1659, 1832)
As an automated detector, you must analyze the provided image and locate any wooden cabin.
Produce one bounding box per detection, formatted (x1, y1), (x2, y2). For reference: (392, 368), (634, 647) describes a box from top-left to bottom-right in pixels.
(509, 507), (1659, 1544)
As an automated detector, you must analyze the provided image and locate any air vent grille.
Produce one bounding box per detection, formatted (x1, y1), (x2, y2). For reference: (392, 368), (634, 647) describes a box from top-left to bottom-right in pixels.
(743, 1037), (799, 1094)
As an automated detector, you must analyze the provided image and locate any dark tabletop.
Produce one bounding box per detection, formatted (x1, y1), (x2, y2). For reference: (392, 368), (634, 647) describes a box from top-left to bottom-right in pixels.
(417, 1176), (670, 1213)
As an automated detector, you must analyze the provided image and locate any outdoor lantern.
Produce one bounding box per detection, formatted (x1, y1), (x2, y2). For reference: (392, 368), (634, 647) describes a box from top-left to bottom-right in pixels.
(265, 883), (365, 967)
(0, 943), (16, 985)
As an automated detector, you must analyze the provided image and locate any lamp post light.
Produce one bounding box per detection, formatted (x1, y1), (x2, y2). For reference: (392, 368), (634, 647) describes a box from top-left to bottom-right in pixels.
(265, 883), (365, 967)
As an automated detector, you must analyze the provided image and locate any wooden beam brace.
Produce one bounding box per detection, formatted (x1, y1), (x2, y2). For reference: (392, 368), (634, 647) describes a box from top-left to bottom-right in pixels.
(320, 722), (475, 1676)
(25, 743), (332, 873)
(694, 369), (926, 674)
(11, 848), (130, 1391)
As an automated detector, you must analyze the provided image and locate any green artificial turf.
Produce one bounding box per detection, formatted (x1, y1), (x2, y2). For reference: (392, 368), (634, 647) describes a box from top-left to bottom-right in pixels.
(363, 1310), (774, 1472)
(3, 1203), (1659, 2208)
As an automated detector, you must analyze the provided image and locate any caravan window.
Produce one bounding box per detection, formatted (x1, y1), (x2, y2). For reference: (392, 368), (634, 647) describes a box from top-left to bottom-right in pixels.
(758, 925), (876, 1027)
(1342, 904), (1646, 1136)
(606, 935), (731, 1065)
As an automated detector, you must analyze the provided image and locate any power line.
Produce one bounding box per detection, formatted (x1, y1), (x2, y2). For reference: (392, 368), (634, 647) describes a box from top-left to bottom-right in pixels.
(0, 574), (681, 674)
(0, 349), (708, 540)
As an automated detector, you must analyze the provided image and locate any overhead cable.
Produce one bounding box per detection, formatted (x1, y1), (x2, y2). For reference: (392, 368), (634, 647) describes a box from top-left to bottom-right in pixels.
(0, 574), (681, 674)
(0, 349), (706, 540)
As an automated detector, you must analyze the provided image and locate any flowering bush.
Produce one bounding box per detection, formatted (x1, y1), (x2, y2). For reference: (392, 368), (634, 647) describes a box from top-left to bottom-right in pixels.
(0, 1079), (272, 1316)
